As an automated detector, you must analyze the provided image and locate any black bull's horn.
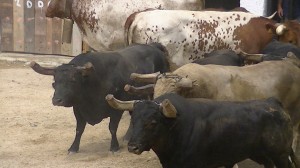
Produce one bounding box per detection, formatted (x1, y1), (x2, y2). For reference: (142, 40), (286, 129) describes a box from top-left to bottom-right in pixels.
(105, 94), (177, 118)
(124, 84), (155, 95)
(30, 61), (94, 76)
(29, 61), (56, 75)
(238, 50), (264, 63)
(130, 72), (160, 83)
(105, 94), (135, 111)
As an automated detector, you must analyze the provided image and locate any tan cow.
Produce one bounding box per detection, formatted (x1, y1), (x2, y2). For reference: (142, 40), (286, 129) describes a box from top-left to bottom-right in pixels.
(46, 0), (204, 51)
(129, 54), (300, 152)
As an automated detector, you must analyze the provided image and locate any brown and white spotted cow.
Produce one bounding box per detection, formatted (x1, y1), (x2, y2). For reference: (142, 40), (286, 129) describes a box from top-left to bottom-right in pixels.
(46, 0), (204, 51)
(125, 10), (277, 69)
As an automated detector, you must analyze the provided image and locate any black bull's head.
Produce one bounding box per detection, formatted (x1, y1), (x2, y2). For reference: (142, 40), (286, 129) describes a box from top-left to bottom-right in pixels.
(125, 72), (195, 98)
(30, 61), (94, 107)
(105, 94), (177, 154)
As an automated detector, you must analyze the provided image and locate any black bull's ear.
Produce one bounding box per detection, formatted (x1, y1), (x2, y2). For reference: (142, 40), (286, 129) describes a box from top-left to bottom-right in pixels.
(160, 99), (177, 118)
(77, 62), (94, 76)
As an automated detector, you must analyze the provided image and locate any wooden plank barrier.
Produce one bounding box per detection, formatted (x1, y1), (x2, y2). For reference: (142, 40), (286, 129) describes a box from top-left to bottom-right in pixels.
(13, 0), (24, 51)
(51, 17), (62, 55)
(24, 0), (35, 52)
(0, 0), (13, 51)
(34, 0), (48, 53)
(0, 0), (82, 56)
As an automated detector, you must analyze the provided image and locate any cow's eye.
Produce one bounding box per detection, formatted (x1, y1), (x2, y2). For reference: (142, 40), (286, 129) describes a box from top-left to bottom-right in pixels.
(150, 120), (157, 125)
(145, 120), (157, 128)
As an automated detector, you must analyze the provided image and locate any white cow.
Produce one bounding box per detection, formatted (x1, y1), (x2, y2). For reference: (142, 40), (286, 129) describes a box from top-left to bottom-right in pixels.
(125, 9), (277, 69)
(46, 0), (204, 51)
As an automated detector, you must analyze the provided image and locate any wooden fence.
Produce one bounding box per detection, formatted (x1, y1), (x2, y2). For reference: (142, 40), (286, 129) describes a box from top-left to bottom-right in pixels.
(0, 0), (82, 56)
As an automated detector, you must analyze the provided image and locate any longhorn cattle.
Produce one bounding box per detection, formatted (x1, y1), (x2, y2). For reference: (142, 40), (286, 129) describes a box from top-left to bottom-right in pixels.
(46, 0), (204, 51)
(125, 9), (277, 69)
(29, 43), (170, 153)
(128, 56), (300, 152)
(105, 93), (297, 168)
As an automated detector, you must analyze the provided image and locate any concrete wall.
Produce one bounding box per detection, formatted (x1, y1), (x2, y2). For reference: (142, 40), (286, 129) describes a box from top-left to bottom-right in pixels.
(240, 0), (267, 16)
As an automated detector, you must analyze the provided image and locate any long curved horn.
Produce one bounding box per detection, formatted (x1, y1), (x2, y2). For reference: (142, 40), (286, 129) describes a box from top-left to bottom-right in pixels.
(130, 72), (160, 83)
(266, 11), (277, 19)
(105, 94), (135, 111)
(29, 61), (56, 75)
(124, 84), (155, 95)
(239, 50), (264, 62)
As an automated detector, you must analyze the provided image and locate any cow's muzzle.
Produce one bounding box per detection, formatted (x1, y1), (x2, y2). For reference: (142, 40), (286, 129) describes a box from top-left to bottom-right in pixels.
(128, 144), (143, 155)
(52, 98), (72, 107)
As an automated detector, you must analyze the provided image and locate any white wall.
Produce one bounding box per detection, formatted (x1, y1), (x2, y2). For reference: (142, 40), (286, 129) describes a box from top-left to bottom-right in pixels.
(240, 0), (267, 16)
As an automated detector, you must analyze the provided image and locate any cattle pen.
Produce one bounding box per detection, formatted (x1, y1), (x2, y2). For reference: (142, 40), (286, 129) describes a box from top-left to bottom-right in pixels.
(0, 56), (267, 168)
(0, 0), (298, 168)
(0, 0), (87, 56)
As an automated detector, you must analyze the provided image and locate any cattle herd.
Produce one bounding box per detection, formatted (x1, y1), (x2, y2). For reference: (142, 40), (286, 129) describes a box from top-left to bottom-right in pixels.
(28, 0), (300, 168)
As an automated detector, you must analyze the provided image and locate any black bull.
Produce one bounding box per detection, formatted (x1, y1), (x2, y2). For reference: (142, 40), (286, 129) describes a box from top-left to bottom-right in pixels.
(106, 93), (297, 168)
(30, 43), (170, 153)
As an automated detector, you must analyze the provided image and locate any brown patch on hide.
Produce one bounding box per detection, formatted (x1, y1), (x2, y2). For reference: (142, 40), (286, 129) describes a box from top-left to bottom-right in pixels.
(233, 17), (275, 53)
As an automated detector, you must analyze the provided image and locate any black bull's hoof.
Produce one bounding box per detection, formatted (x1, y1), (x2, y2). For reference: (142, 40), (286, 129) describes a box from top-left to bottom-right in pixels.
(110, 140), (120, 152)
(67, 145), (120, 154)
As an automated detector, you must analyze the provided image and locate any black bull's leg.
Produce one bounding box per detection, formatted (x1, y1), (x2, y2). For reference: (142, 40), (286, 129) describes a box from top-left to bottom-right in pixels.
(109, 110), (123, 152)
(68, 108), (86, 153)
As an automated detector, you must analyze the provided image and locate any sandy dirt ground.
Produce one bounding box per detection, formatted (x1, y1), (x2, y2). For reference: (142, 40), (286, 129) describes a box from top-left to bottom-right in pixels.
(0, 58), (267, 168)
(0, 60), (161, 168)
